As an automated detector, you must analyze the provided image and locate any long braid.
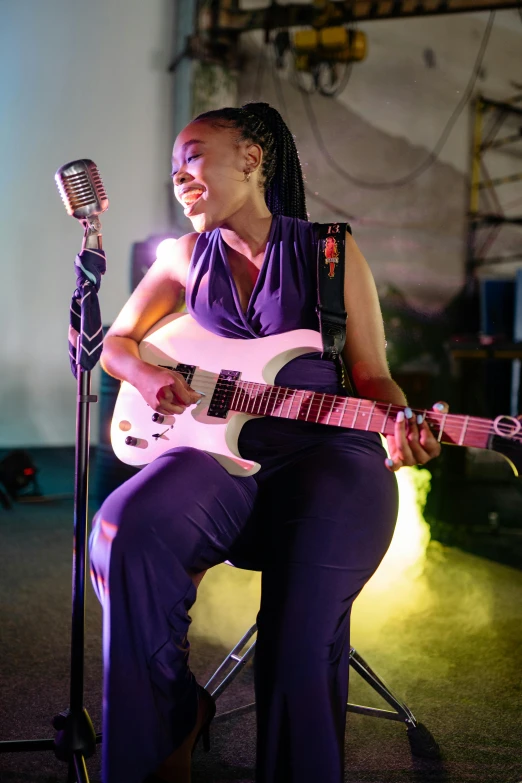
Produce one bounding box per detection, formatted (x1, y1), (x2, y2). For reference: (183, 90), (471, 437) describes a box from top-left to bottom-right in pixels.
(193, 102), (307, 221)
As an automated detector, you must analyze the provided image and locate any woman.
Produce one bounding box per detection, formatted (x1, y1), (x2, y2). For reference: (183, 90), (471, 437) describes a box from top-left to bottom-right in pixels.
(89, 102), (443, 783)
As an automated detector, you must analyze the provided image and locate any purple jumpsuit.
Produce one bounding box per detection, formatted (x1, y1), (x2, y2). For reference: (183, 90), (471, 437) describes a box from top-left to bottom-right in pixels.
(89, 214), (398, 783)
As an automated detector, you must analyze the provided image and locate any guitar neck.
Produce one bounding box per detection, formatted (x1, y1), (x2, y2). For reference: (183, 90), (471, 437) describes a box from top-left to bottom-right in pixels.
(231, 381), (494, 449)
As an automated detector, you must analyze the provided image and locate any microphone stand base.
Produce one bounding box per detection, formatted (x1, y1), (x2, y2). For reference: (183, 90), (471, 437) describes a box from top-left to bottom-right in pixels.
(52, 707), (98, 762)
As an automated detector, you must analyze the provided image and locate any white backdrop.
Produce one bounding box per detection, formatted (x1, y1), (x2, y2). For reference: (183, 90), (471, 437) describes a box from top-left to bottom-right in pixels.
(0, 0), (176, 446)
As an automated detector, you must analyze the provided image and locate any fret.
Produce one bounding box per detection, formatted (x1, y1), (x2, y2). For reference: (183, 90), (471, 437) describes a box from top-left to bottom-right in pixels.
(286, 388), (297, 419)
(305, 392), (315, 421)
(240, 381), (248, 413)
(254, 383), (263, 415)
(437, 413), (448, 443)
(315, 393), (326, 423)
(381, 402), (392, 434)
(340, 397), (349, 427)
(458, 415), (470, 446)
(325, 395), (336, 425)
(352, 398), (362, 429)
(274, 387), (284, 417)
(366, 401), (376, 431)
(262, 385), (272, 415)
(236, 382), (244, 412)
(240, 382), (249, 413)
(283, 388), (294, 418)
(231, 381), (241, 411)
(295, 390), (305, 420)
(246, 381), (255, 414)
(286, 388), (295, 417)
(256, 384), (264, 414)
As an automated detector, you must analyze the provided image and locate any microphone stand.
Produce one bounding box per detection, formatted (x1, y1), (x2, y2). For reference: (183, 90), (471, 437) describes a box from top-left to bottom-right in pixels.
(0, 221), (102, 783)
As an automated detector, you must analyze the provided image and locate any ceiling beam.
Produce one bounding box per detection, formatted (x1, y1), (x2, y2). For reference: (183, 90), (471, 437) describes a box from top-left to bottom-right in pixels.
(203, 0), (520, 30)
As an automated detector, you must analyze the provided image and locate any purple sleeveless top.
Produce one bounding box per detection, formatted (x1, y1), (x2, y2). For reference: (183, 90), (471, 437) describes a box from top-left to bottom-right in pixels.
(185, 214), (386, 461)
(186, 214), (342, 394)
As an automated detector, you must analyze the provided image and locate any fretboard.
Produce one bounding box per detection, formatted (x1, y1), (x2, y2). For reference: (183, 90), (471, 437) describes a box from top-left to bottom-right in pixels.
(230, 381), (494, 449)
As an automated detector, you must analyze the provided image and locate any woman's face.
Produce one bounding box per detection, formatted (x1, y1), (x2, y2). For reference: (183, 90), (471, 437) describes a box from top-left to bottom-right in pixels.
(172, 121), (260, 232)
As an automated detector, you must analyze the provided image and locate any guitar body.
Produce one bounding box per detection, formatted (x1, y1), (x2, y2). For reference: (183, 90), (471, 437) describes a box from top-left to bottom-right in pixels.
(111, 313), (522, 478)
(111, 313), (323, 475)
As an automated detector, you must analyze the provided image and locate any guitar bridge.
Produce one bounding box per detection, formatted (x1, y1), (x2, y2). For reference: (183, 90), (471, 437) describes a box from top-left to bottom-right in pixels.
(208, 370), (241, 419)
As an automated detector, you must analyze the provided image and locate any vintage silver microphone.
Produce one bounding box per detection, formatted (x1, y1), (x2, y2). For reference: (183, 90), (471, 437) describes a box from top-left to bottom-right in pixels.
(55, 159), (109, 250)
(0, 160), (112, 777)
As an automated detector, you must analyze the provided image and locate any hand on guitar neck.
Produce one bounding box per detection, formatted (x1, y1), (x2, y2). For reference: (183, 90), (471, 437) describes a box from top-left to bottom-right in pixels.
(384, 401), (449, 473)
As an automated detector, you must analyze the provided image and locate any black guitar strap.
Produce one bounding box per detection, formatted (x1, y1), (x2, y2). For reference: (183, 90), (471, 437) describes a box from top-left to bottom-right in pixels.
(315, 221), (350, 360)
(314, 221), (356, 394)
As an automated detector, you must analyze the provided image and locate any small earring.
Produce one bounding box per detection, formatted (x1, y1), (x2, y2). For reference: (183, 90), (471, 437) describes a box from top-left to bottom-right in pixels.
(244, 170), (251, 182)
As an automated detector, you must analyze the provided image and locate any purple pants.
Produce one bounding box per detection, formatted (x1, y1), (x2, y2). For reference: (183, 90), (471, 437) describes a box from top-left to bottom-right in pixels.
(89, 418), (398, 783)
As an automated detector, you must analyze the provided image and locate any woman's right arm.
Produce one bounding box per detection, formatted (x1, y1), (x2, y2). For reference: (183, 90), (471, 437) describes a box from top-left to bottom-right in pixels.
(101, 232), (201, 415)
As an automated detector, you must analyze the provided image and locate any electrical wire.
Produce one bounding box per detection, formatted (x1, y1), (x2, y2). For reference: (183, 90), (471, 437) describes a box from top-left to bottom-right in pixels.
(316, 24), (357, 98)
(269, 38), (478, 231)
(298, 12), (496, 190)
(270, 48), (290, 121)
(251, 34), (267, 102)
(305, 188), (357, 221)
(269, 45), (359, 220)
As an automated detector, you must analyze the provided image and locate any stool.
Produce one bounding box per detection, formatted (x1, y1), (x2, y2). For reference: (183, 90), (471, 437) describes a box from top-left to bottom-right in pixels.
(204, 622), (441, 760)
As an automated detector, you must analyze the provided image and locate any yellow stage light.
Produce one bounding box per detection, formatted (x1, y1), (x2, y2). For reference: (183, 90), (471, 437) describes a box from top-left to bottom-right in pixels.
(192, 466), (433, 649)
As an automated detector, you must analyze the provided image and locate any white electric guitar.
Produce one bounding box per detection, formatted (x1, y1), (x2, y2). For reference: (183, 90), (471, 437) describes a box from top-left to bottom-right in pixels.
(111, 313), (522, 477)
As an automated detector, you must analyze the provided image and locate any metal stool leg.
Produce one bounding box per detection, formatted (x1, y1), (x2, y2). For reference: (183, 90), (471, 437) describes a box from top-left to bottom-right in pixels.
(204, 624), (440, 759)
(347, 647), (440, 759)
(204, 624), (257, 720)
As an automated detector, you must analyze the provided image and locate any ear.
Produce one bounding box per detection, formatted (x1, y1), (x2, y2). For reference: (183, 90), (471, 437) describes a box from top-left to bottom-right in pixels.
(244, 142), (263, 174)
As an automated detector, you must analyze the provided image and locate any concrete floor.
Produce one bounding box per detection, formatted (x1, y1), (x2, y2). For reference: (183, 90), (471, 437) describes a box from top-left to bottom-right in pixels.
(0, 449), (521, 783)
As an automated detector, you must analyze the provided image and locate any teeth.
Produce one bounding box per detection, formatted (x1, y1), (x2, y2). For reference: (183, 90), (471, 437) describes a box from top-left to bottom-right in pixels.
(181, 189), (203, 206)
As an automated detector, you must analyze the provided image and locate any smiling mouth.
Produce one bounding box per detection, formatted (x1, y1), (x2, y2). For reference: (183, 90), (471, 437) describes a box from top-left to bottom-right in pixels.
(180, 189), (204, 208)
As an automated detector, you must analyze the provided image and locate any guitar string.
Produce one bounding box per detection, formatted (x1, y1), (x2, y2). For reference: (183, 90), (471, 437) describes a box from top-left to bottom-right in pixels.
(188, 376), (515, 436)
(162, 375), (521, 442)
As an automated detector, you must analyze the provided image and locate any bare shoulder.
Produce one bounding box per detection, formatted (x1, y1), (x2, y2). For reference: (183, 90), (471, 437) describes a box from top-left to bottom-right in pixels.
(344, 230), (368, 267)
(342, 227), (390, 383)
(161, 231), (199, 286)
(106, 232), (200, 344)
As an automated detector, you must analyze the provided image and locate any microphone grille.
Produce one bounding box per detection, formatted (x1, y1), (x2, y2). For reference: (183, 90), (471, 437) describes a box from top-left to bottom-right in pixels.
(55, 159), (109, 220)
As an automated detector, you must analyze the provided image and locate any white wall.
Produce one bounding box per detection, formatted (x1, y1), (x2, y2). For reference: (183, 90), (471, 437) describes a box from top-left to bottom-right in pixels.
(0, 0), (176, 447)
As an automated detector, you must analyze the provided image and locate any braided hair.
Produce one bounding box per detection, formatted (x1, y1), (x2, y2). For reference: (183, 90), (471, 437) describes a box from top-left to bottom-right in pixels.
(193, 102), (307, 221)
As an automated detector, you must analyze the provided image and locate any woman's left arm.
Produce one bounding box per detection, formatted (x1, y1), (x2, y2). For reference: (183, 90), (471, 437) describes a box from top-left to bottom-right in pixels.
(340, 231), (446, 472)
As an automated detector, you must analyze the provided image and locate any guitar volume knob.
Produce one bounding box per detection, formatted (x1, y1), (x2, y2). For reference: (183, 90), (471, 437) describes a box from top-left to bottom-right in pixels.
(125, 436), (138, 447)
(152, 413), (164, 423)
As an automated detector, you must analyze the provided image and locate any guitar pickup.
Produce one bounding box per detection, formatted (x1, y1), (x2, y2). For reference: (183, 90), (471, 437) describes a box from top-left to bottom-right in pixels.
(208, 370), (241, 419)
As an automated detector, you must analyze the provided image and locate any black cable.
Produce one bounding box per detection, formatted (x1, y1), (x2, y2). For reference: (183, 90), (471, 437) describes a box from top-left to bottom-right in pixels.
(316, 62), (354, 98)
(317, 25), (357, 98)
(270, 47), (359, 221)
(305, 188), (357, 221)
(252, 34), (267, 102)
(298, 12), (495, 190)
(270, 46), (290, 121)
